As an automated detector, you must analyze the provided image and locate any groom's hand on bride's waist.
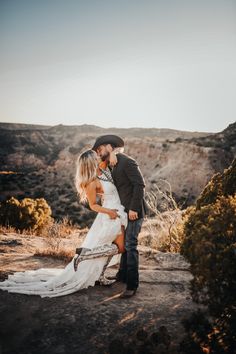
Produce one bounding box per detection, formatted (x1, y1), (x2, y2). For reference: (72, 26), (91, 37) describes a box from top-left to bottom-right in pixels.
(128, 210), (138, 220)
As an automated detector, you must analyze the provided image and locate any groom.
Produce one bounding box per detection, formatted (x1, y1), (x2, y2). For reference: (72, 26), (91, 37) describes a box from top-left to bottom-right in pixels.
(92, 134), (148, 298)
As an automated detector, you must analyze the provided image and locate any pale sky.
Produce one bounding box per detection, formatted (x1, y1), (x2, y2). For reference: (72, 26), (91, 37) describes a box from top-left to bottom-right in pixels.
(0, 0), (236, 132)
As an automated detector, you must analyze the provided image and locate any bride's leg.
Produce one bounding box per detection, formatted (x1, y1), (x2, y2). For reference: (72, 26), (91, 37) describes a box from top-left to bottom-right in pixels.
(73, 243), (119, 271)
(73, 226), (126, 271)
(112, 225), (125, 253)
(98, 227), (125, 285)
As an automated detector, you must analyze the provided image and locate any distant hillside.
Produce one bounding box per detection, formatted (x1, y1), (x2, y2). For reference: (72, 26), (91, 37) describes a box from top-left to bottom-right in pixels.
(0, 122), (211, 139)
(189, 121), (236, 152)
(0, 122), (51, 130)
(0, 121), (235, 227)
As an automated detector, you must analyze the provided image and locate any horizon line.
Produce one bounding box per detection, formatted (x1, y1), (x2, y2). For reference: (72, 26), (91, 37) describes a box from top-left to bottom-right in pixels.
(0, 120), (227, 134)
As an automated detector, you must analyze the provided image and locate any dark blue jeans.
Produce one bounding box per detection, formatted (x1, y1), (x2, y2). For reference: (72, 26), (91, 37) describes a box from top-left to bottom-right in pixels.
(117, 218), (144, 290)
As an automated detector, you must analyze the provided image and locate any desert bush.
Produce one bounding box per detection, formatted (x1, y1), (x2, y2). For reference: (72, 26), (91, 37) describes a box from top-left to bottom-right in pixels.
(196, 158), (236, 208)
(42, 220), (63, 252)
(145, 180), (192, 252)
(143, 210), (184, 252)
(52, 216), (77, 237)
(41, 217), (79, 252)
(25, 145), (50, 156)
(182, 195), (236, 307)
(180, 158), (236, 353)
(0, 196), (53, 232)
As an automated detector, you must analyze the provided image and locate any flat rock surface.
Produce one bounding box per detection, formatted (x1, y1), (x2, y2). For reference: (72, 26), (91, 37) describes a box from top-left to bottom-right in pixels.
(0, 233), (200, 354)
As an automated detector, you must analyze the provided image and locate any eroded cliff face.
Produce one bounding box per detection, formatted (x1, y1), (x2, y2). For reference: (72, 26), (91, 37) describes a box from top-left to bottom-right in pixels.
(0, 122), (235, 226)
(125, 138), (233, 207)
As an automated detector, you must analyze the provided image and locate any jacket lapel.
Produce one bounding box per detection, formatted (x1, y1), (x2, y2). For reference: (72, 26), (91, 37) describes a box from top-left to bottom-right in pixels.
(108, 153), (121, 184)
(108, 165), (115, 182)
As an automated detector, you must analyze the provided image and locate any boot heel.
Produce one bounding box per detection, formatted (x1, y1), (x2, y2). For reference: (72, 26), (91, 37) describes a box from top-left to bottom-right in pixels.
(99, 276), (116, 286)
(74, 247), (92, 271)
(75, 247), (91, 255)
(73, 255), (80, 271)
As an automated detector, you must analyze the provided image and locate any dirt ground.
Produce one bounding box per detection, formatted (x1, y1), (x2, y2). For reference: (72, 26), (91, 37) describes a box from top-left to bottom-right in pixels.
(0, 233), (200, 354)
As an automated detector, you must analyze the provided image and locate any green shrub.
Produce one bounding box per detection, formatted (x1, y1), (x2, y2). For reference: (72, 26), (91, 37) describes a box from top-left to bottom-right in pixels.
(182, 195), (236, 309)
(180, 158), (236, 353)
(196, 158), (236, 208)
(0, 196), (53, 232)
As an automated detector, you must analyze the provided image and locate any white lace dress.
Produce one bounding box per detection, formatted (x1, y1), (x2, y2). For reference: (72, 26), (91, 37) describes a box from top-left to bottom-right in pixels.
(0, 172), (128, 297)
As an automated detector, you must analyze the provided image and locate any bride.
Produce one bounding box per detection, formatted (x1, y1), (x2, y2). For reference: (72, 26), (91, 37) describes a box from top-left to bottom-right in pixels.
(0, 149), (128, 297)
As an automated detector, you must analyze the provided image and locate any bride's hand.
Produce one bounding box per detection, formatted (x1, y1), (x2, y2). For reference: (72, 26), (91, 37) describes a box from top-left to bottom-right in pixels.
(109, 151), (118, 167)
(99, 160), (107, 169)
(108, 209), (119, 219)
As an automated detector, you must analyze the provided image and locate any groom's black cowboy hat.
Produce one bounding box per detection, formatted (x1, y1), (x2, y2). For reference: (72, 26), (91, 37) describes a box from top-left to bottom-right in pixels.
(92, 134), (124, 151)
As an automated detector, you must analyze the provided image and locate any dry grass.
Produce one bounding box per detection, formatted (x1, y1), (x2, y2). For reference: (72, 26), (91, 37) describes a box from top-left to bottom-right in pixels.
(144, 180), (189, 252)
(41, 217), (82, 252)
(141, 211), (185, 252)
(34, 248), (74, 262)
(0, 217), (82, 261)
(0, 217), (89, 263)
(0, 224), (21, 234)
(0, 216), (80, 238)
(38, 216), (80, 238)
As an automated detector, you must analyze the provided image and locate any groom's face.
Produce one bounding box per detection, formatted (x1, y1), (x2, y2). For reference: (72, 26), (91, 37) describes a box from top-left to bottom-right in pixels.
(96, 144), (112, 161)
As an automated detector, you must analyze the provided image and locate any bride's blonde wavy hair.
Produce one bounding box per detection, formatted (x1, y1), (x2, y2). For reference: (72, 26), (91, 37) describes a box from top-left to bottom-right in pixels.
(75, 149), (98, 203)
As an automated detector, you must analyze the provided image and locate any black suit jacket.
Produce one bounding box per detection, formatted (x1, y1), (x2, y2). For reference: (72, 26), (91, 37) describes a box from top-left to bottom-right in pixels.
(109, 153), (148, 219)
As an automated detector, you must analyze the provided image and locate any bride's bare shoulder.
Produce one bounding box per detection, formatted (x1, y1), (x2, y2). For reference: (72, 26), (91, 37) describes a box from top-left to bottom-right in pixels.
(85, 180), (97, 190)
(85, 178), (102, 193)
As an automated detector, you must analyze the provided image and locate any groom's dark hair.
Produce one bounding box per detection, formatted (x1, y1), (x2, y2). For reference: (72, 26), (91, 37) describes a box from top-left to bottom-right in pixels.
(97, 143), (116, 150)
(110, 143), (116, 149)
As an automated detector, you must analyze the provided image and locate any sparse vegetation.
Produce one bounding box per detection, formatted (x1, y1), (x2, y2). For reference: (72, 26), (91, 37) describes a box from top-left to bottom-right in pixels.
(1, 121), (235, 226)
(34, 248), (74, 262)
(189, 121), (236, 151)
(25, 145), (51, 156)
(0, 224), (22, 235)
(144, 180), (193, 252)
(0, 213), (79, 237)
(41, 216), (78, 252)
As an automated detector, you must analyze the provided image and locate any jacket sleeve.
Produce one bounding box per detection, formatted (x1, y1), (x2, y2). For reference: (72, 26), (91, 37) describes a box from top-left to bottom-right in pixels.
(124, 157), (146, 212)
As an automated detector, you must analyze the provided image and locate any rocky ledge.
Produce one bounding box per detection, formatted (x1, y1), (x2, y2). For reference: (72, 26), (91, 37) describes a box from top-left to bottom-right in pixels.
(0, 233), (201, 354)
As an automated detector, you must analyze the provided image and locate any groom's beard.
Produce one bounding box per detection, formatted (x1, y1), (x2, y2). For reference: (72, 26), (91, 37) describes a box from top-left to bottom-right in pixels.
(100, 152), (110, 162)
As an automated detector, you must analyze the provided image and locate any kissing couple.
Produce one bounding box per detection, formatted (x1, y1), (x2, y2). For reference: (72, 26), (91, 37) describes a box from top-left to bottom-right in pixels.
(0, 134), (148, 299)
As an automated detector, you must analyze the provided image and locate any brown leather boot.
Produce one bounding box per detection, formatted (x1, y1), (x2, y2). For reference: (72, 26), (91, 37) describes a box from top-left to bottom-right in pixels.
(119, 289), (137, 298)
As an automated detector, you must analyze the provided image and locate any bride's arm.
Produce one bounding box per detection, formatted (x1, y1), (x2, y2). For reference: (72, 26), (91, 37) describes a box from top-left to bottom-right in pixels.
(85, 181), (118, 219)
(109, 146), (123, 166)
